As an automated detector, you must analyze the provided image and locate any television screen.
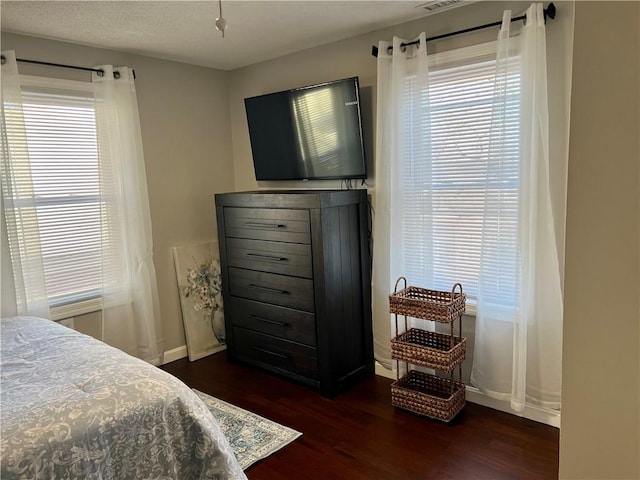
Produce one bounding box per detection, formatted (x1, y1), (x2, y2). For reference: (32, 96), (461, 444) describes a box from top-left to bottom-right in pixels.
(244, 77), (367, 181)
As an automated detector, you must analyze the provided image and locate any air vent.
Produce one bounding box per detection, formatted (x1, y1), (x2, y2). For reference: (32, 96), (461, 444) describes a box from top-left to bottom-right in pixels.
(416, 0), (478, 14)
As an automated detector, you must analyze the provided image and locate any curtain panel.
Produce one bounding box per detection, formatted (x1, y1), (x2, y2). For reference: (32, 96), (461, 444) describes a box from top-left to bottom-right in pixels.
(472, 4), (563, 412)
(0, 51), (51, 319)
(372, 33), (431, 369)
(92, 65), (164, 365)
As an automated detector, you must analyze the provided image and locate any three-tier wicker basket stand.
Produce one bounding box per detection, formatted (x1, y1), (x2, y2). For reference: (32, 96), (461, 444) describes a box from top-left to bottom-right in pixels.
(389, 277), (467, 422)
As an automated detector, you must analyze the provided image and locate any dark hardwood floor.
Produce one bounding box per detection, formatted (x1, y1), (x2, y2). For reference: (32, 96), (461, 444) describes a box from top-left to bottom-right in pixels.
(162, 352), (559, 480)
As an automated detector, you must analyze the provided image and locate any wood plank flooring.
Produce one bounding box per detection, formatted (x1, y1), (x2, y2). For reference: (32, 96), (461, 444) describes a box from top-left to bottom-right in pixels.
(161, 352), (559, 479)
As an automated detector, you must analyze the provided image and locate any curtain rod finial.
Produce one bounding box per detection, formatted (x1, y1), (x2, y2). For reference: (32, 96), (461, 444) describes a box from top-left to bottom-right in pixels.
(544, 3), (556, 22)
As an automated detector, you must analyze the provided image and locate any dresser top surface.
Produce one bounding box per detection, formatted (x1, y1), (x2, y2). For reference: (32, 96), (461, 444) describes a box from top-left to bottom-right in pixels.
(215, 189), (367, 209)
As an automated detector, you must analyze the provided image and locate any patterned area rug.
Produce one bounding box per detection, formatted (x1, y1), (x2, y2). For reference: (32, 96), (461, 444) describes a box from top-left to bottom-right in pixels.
(194, 389), (302, 469)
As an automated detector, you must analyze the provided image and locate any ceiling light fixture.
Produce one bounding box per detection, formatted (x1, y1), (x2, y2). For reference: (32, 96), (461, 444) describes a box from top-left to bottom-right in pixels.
(215, 0), (227, 37)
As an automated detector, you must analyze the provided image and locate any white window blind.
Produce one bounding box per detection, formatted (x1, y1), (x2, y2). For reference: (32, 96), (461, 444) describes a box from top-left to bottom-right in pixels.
(401, 43), (521, 303)
(9, 76), (122, 308)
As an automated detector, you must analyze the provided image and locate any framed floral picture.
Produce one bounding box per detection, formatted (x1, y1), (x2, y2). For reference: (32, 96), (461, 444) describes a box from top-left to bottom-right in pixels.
(172, 241), (226, 361)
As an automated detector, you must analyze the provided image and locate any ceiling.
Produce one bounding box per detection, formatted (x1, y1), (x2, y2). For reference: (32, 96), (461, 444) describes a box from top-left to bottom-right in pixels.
(0, 1), (476, 71)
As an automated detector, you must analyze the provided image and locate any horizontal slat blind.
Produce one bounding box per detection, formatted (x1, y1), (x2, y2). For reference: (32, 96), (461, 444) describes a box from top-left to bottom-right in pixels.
(401, 46), (521, 303)
(8, 80), (122, 306)
(19, 86), (101, 305)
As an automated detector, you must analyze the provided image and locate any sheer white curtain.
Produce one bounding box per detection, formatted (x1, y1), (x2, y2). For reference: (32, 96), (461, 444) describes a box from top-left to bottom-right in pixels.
(1, 55), (163, 365)
(372, 33), (431, 368)
(0, 51), (51, 319)
(471, 4), (563, 411)
(92, 65), (164, 365)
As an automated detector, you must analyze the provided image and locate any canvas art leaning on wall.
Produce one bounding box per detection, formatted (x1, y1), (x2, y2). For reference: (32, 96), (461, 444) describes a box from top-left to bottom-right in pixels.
(173, 241), (226, 361)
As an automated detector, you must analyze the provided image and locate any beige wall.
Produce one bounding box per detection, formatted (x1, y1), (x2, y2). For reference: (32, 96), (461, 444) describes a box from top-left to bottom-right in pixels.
(0, 33), (235, 351)
(559, 2), (640, 479)
(228, 0), (575, 378)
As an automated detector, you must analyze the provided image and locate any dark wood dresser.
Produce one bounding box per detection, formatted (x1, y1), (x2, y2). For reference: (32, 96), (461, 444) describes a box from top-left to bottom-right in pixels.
(214, 190), (373, 397)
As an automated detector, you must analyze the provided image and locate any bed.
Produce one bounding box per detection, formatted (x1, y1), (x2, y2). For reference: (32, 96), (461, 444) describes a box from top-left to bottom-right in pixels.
(0, 316), (247, 480)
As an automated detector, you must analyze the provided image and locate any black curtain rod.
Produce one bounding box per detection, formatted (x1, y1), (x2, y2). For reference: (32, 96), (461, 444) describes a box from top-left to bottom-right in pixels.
(0, 55), (135, 79)
(371, 2), (556, 57)
(1, 55), (104, 75)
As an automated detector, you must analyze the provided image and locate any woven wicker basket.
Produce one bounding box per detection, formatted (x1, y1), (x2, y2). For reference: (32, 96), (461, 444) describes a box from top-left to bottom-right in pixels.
(389, 279), (466, 323)
(391, 370), (465, 422)
(391, 328), (466, 373)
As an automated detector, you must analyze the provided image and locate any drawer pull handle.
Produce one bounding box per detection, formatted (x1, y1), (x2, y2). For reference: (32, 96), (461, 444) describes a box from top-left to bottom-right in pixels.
(250, 315), (289, 327)
(244, 222), (286, 229)
(254, 346), (288, 359)
(248, 284), (289, 295)
(246, 253), (288, 262)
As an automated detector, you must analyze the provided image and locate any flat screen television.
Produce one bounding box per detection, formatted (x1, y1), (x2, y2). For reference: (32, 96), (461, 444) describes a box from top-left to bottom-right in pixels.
(244, 77), (367, 181)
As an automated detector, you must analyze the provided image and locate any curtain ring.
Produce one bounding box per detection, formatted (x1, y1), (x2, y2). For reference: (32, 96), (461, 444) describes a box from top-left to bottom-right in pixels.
(386, 45), (393, 55)
(113, 71), (121, 79)
(400, 45), (407, 53)
(0, 55), (6, 65)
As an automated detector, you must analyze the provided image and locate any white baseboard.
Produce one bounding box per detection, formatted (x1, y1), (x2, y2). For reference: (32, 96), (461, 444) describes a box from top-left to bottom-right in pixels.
(375, 361), (395, 379)
(374, 361), (560, 428)
(465, 386), (560, 428)
(163, 345), (188, 364)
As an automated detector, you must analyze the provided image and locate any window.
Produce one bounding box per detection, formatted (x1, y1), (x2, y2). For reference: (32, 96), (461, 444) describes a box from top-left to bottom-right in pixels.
(401, 42), (520, 305)
(3, 59), (162, 360)
(5, 76), (123, 314)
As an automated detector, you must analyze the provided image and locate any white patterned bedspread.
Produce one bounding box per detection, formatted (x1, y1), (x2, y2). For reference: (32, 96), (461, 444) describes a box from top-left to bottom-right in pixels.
(1, 316), (247, 480)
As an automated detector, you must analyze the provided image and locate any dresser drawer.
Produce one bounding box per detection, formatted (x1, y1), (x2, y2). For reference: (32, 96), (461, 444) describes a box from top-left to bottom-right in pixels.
(224, 207), (310, 244)
(233, 327), (318, 380)
(227, 297), (316, 347)
(228, 267), (314, 312)
(226, 238), (312, 278)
